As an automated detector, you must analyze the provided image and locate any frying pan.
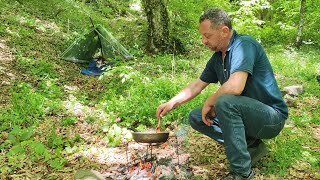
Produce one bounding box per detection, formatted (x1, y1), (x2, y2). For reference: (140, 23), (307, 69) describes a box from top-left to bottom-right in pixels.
(132, 132), (169, 144)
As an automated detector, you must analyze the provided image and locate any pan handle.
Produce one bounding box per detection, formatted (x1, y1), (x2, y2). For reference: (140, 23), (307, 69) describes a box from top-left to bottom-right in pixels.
(128, 127), (138, 132)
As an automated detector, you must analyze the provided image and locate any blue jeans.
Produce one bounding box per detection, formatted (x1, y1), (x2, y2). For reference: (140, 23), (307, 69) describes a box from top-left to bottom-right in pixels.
(189, 95), (287, 176)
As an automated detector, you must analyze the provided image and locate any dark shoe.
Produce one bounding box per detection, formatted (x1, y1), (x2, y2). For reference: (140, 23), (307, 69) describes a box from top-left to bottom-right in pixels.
(224, 170), (254, 180)
(248, 140), (268, 166)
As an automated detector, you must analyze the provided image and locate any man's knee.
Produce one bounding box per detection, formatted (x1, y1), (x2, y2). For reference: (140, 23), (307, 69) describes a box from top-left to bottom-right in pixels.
(215, 94), (236, 111)
(188, 108), (202, 125)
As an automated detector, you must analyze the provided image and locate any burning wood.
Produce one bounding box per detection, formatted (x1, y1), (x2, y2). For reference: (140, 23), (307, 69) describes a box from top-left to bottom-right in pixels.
(120, 134), (190, 179)
(127, 159), (177, 179)
(103, 129), (191, 179)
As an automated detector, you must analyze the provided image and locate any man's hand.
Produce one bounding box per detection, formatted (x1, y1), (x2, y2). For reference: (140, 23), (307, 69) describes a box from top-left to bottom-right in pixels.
(201, 101), (216, 126)
(200, 71), (248, 126)
(156, 102), (175, 120)
(156, 79), (208, 120)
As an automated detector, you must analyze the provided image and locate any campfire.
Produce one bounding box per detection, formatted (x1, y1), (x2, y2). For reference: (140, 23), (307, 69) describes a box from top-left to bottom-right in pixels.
(127, 158), (173, 179)
(86, 129), (185, 180)
(125, 135), (191, 179)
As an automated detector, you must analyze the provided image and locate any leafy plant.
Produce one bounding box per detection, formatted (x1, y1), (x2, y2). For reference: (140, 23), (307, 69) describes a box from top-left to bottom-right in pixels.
(49, 157), (66, 169)
(16, 56), (59, 79)
(7, 126), (34, 145)
(84, 116), (97, 124)
(104, 124), (123, 147)
(0, 83), (46, 130)
(60, 116), (77, 127)
(47, 130), (64, 149)
(6, 144), (26, 171)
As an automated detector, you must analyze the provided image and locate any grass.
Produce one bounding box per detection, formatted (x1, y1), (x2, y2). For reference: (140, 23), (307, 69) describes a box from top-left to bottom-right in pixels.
(0, 0), (319, 179)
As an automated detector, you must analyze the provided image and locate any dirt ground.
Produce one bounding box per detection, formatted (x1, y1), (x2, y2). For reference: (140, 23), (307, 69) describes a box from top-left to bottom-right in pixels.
(0, 38), (15, 106)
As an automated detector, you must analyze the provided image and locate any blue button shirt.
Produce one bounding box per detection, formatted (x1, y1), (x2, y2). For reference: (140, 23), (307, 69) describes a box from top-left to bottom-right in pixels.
(200, 31), (288, 117)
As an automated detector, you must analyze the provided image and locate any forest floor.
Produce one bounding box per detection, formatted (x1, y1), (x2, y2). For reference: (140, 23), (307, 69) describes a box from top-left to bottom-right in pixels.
(52, 111), (319, 179)
(1, 37), (319, 179)
(0, 38), (16, 106)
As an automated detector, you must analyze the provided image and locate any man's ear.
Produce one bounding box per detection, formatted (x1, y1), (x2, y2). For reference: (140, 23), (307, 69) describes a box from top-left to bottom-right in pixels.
(221, 26), (230, 37)
(222, 25), (230, 33)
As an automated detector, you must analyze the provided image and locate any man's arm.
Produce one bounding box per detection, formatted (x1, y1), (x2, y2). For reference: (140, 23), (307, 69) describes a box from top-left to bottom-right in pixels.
(156, 79), (209, 119)
(202, 71), (248, 126)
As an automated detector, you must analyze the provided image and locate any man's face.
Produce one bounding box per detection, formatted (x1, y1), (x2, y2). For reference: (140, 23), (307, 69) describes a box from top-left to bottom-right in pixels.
(199, 20), (225, 52)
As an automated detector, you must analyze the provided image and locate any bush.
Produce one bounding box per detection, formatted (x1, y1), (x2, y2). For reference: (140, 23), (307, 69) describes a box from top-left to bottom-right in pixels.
(0, 83), (46, 130)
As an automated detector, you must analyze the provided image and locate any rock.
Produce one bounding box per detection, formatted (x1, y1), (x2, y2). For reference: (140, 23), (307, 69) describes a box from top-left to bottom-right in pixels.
(283, 85), (304, 96)
(74, 108), (85, 117)
(75, 169), (105, 180)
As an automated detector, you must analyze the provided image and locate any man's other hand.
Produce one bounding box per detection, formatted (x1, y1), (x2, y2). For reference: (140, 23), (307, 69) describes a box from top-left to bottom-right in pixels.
(201, 103), (215, 126)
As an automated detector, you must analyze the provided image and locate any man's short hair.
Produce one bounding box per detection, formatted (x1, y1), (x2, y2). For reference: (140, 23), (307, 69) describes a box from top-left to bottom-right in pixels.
(199, 8), (232, 29)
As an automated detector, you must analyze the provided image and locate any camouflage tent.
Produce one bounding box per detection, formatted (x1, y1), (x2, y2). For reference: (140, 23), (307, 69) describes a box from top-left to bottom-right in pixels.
(61, 24), (133, 63)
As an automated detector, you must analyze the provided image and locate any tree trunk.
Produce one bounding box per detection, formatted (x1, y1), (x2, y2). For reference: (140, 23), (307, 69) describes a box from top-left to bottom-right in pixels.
(142, 0), (170, 54)
(295, 0), (306, 49)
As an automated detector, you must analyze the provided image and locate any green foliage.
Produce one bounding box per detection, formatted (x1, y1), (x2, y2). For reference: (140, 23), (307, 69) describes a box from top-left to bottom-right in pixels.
(37, 80), (63, 99)
(268, 48), (319, 91)
(265, 128), (319, 176)
(270, 0), (320, 46)
(0, 83), (45, 130)
(167, 0), (232, 52)
(101, 73), (183, 127)
(78, 0), (134, 18)
(10, 82), (45, 119)
(232, 0), (287, 46)
(262, 0), (319, 46)
(84, 116), (97, 124)
(61, 116), (77, 127)
(267, 133), (302, 175)
(99, 61), (213, 128)
(16, 56), (59, 79)
(21, 140), (51, 162)
(7, 126), (34, 145)
(104, 124), (123, 147)
(5, 144), (26, 172)
(49, 157), (67, 169)
(47, 130), (65, 149)
(0, 80), (64, 131)
(1, 126), (67, 174)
